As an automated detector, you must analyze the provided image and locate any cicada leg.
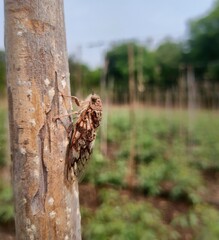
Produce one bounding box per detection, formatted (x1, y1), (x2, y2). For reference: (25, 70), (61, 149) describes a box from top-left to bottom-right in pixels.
(52, 111), (78, 121)
(59, 92), (81, 107)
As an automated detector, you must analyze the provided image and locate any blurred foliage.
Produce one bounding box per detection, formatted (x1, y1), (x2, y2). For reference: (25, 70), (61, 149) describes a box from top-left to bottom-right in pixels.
(86, 107), (211, 203)
(0, 51), (6, 97)
(188, 112), (219, 170)
(80, 106), (219, 239)
(0, 106), (7, 166)
(106, 43), (158, 102)
(0, 183), (13, 223)
(105, 40), (183, 103)
(172, 204), (219, 240)
(186, 0), (219, 80)
(82, 189), (179, 240)
(69, 56), (101, 97)
(155, 39), (182, 87)
(78, 105), (219, 221)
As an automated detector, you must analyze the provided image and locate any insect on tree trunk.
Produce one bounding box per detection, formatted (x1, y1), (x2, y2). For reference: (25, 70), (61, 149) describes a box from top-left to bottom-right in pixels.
(4, 0), (81, 239)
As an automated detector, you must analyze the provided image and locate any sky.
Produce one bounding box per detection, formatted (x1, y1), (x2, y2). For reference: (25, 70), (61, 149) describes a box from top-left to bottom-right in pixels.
(0, 0), (216, 68)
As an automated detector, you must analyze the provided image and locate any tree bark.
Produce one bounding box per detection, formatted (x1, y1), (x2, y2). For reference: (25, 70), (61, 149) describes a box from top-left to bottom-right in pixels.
(4, 0), (81, 239)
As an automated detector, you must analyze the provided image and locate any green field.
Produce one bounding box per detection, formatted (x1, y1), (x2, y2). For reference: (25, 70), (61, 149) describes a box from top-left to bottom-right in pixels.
(1, 104), (219, 239)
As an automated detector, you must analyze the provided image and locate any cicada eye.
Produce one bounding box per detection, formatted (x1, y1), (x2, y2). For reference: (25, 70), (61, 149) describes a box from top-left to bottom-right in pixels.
(91, 95), (97, 103)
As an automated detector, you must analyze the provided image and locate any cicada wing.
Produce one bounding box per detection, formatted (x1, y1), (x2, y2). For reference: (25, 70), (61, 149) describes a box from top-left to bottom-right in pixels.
(68, 145), (95, 183)
(67, 120), (96, 182)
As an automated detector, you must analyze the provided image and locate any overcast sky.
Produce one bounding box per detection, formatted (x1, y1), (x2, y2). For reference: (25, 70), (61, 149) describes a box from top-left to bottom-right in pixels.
(0, 0), (215, 68)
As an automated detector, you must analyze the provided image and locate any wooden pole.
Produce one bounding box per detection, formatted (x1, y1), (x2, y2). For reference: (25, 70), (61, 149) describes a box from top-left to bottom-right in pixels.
(125, 44), (137, 188)
(4, 0), (81, 239)
(100, 56), (108, 156)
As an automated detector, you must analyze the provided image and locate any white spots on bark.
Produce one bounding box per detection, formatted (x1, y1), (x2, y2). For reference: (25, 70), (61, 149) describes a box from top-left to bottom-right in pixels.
(44, 78), (50, 86)
(31, 224), (36, 232)
(61, 79), (66, 89)
(16, 19), (27, 33)
(61, 74), (66, 89)
(49, 211), (56, 219)
(17, 80), (31, 87)
(27, 89), (32, 97)
(33, 169), (39, 179)
(65, 207), (72, 228)
(22, 198), (27, 205)
(48, 197), (54, 206)
(20, 147), (26, 155)
(66, 207), (72, 214)
(33, 156), (40, 165)
(56, 218), (61, 225)
(29, 119), (36, 127)
(48, 87), (55, 100)
(26, 218), (36, 240)
(17, 31), (23, 36)
(64, 235), (69, 240)
(64, 139), (69, 148)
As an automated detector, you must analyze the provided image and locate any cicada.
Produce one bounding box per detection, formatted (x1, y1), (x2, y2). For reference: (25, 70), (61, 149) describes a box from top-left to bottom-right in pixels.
(66, 94), (102, 182)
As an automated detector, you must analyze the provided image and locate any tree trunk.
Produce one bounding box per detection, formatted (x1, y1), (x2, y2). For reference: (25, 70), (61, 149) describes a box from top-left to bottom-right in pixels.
(4, 0), (81, 239)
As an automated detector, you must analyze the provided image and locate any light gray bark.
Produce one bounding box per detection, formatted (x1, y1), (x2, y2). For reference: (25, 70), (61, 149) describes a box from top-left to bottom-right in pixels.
(4, 0), (81, 239)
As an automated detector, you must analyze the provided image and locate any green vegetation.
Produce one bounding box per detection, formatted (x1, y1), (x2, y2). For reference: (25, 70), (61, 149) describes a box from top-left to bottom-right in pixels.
(80, 106), (219, 239)
(0, 105), (7, 167)
(0, 103), (13, 224)
(69, 56), (101, 96)
(0, 51), (6, 97)
(172, 204), (219, 240)
(186, 0), (219, 80)
(86, 107), (218, 202)
(0, 183), (13, 223)
(82, 189), (179, 240)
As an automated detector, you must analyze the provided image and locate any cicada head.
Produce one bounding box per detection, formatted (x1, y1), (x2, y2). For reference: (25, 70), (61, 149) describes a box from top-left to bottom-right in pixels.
(89, 94), (102, 111)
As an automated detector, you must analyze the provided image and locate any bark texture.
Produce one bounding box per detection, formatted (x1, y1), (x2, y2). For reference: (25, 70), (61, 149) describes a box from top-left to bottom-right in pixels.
(4, 0), (81, 239)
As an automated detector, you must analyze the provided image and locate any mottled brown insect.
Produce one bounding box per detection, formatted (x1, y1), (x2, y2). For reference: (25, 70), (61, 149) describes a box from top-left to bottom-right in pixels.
(67, 94), (102, 182)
